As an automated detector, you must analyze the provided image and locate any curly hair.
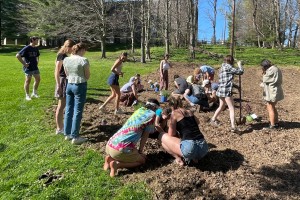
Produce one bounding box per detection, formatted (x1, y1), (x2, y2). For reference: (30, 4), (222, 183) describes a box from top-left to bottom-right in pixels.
(168, 96), (183, 110)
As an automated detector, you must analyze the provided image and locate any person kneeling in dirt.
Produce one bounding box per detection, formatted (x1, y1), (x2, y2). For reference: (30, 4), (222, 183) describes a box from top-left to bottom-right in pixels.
(120, 76), (139, 106)
(183, 79), (210, 111)
(103, 98), (159, 177)
(171, 75), (188, 98)
(260, 59), (284, 130)
(159, 97), (208, 165)
(149, 107), (172, 139)
(202, 79), (219, 107)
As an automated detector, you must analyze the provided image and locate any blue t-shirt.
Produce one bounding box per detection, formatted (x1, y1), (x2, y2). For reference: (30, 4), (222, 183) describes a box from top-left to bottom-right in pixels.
(200, 65), (214, 74)
(18, 45), (40, 72)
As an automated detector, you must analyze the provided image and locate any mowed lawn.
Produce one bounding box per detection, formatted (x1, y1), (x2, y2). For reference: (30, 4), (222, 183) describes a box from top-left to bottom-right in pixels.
(1, 44), (299, 199)
(0, 46), (159, 199)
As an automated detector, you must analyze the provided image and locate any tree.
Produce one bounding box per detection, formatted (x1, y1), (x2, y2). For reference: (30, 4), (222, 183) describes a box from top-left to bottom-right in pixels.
(207, 0), (218, 44)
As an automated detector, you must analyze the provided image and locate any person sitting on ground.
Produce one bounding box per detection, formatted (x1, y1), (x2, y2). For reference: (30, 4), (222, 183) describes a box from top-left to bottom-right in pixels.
(159, 97), (208, 165)
(183, 79), (209, 110)
(120, 76), (139, 106)
(202, 79), (219, 106)
(260, 59), (284, 130)
(149, 107), (172, 139)
(103, 98), (160, 177)
(171, 75), (188, 98)
(199, 65), (215, 81)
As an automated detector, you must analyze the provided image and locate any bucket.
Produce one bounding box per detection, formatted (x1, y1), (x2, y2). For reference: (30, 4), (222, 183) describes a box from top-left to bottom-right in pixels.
(161, 96), (168, 102)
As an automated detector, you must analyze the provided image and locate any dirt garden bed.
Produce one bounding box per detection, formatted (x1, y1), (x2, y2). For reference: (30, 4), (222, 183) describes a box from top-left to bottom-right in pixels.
(80, 63), (300, 199)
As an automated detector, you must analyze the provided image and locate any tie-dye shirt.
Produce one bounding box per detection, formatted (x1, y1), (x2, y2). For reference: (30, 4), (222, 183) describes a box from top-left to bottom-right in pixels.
(107, 107), (156, 153)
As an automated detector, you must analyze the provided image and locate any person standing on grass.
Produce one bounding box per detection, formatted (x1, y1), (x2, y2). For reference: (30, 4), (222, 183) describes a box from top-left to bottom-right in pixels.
(16, 36), (40, 101)
(99, 52), (128, 115)
(159, 97), (208, 166)
(210, 55), (244, 133)
(103, 98), (159, 177)
(159, 54), (172, 93)
(260, 59), (284, 130)
(63, 43), (90, 145)
(54, 39), (75, 135)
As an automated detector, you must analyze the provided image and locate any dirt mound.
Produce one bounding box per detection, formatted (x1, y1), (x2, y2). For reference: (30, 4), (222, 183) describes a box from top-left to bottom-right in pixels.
(81, 64), (300, 199)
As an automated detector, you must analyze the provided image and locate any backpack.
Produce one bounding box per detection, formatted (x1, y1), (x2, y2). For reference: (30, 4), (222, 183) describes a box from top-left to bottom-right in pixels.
(191, 84), (206, 99)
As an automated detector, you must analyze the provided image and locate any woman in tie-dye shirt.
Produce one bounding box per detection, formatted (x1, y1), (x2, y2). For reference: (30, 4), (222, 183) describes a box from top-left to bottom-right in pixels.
(103, 98), (160, 177)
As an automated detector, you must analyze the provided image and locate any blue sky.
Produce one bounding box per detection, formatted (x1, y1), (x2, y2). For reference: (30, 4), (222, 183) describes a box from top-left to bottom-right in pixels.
(198, 0), (228, 42)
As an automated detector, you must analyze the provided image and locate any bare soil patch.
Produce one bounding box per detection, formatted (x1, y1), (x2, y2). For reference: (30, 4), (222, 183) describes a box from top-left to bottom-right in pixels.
(81, 64), (300, 199)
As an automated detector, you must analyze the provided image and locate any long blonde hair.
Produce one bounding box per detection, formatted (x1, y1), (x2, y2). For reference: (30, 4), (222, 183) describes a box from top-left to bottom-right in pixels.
(57, 39), (75, 55)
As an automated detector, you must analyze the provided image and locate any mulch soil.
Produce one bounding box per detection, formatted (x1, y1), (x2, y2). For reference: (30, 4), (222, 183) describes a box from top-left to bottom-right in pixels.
(79, 63), (300, 199)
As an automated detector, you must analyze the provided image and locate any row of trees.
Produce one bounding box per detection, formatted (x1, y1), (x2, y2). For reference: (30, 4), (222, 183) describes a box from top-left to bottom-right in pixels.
(1, 0), (300, 59)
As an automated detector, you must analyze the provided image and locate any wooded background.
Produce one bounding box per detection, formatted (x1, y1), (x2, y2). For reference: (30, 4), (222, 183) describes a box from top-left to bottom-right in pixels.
(2, 0), (300, 60)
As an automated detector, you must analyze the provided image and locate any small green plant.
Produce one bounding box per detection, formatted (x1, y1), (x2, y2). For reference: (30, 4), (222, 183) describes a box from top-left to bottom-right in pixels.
(161, 90), (170, 97)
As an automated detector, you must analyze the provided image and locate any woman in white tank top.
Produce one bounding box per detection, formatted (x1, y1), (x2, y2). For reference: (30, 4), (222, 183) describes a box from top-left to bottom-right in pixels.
(159, 54), (172, 91)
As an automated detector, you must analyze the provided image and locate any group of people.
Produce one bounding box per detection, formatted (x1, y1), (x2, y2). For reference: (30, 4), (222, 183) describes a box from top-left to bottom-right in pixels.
(16, 38), (284, 176)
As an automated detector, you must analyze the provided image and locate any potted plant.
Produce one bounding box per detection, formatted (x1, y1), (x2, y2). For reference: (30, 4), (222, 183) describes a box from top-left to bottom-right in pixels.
(153, 82), (160, 92)
(160, 90), (170, 102)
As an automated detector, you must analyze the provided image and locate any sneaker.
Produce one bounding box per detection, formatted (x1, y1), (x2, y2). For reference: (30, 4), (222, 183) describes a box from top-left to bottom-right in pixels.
(263, 125), (279, 130)
(31, 93), (39, 98)
(65, 135), (72, 141)
(55, 129), (64, 135)
(210, 119), (221, 127)
(71, 137), (88, 145)
(114, 109), (125, 115)
(25, 95), (32, 101)
(231, 127), (241, 134)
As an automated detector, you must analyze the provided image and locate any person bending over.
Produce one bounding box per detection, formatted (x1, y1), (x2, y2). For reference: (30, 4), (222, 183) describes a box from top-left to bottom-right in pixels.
(103, 98), (160, 177)
(159, 97), (208, 165)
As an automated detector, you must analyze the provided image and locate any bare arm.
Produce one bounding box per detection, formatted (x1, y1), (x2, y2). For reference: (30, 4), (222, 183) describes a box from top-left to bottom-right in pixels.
(139, 131), (150, 153)
(16, 54), (29, 67)
(131, 84), (138, 100)
(155, 115), (165, 133)
(84, 65), (90, 80)
(55, 60), (63, 85)
(167, 114), (178, 137)
(160, 60), (164, 76)
(111, 59), (123, 76)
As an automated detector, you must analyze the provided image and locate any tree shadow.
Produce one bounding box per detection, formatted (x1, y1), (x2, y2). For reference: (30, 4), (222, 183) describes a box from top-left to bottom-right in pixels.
(256, 151), (300, 198)
(249, 121), (300, 131)
(0, 143), (7, 152)
(82, 124), (122, 143)
(194, 148), (244, 173)
(85, 97), (102, 104)
(86, 93), (109, 97)
(88, 88), (111, 92)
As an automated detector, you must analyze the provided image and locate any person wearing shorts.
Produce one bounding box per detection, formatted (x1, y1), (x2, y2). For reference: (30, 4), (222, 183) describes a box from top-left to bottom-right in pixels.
(103, 98), (159, 177)
(99, 52), (128, 115)
(54, 39), (75, 134)
(16, 36), (40, 101)
(159, 97), (208, 165)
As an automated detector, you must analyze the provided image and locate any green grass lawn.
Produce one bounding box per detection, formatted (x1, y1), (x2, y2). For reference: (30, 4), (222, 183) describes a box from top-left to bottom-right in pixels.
(0, 44), (299, 199)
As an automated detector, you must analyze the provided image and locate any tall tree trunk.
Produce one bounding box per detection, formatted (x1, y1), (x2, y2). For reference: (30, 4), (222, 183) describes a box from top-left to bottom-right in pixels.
(212, 0), (217, 44)
(274, 0), (282, 49)
(230, 0), (236, 57)
(292, 24), (299, 48)
(100, 0), (106, 58)
(189, 0), (196, 59)
(164, 0), (170, 55)
(175, 0), (180, 48)
(141, 0), (146, 63)
(145, 0), (151, 60)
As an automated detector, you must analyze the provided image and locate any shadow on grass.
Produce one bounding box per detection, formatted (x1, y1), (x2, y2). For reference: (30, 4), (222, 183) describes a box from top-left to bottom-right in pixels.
(88, 88), (111, 92)
(256, 151), (300, 198)
(194, 148), (244, 173)
(85, 97), (101, 104)
(0, 143), (8, 152)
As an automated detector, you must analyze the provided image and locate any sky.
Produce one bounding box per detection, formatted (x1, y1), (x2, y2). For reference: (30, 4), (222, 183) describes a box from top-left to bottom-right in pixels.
(198, 0), (229, 42)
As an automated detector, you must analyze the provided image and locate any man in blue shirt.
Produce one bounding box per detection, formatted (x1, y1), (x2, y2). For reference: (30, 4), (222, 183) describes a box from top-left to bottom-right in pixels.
(16, 36), (40, 101)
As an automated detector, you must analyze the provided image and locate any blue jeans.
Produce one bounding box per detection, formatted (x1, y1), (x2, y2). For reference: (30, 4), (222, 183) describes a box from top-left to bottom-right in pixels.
(180, 139), (208, 163)
(64, 82), (87, 138)
(185, 94), (209, 107)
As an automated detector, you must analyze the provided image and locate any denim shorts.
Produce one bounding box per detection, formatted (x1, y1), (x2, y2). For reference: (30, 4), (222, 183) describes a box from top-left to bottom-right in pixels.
(24, 70), (40, 76)
(107, 73), (119, 86)
(180, 139), (208, 163)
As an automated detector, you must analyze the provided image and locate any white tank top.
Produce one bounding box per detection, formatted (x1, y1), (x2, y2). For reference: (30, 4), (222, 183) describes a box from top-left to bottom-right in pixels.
(163, 62), (170, 70)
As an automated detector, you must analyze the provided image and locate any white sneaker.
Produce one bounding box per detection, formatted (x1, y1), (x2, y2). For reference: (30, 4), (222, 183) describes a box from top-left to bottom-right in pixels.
(114, 109), (125, 115)
(71, 137), (88, 145)
(25, 95), (32, 101)
(31, 93), (39, 98)
(56, 129), (64, 135)
(65, 135), (72, 141)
